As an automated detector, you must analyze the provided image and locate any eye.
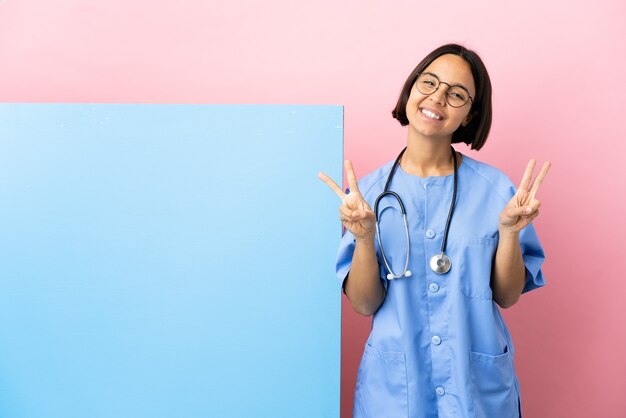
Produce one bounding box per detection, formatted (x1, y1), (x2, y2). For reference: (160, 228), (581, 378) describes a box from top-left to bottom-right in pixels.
(450, 91), (466, 100)
(448, 88), (467, 102)
(419, 79), (437, 89)
(416, 75), (439, 94)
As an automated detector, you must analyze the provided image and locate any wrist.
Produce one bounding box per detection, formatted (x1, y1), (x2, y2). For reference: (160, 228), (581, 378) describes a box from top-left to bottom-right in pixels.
(355, 232), (376, 245)
(498, 226), (520, 241)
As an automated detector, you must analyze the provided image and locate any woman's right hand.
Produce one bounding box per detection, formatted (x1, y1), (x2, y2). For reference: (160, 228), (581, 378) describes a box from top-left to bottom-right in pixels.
(318, 160), (376, 240)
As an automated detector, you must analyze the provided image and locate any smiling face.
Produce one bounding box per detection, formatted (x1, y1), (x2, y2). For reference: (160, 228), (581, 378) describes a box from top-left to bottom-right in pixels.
(405, 54), (476, 142)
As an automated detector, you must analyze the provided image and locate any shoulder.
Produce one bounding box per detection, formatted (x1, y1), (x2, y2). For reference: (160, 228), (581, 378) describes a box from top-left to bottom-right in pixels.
(461, 154), (516, 203)
(352, 159), (395, 200)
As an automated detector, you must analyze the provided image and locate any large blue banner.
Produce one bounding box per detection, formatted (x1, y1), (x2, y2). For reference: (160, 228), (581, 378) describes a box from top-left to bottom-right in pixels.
(0, 104), (342, 418)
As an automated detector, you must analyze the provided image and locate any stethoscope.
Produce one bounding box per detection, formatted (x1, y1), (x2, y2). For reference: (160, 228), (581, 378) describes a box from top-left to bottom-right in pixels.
(373, 146), (458, 279)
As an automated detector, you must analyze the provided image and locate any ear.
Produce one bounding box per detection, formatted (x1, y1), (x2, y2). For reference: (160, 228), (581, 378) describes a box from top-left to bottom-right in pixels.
(461, 112), (476, 127)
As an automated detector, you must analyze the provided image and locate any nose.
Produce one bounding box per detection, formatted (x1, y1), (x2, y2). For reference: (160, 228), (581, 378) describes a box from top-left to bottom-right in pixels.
(428, 83), (449, 106)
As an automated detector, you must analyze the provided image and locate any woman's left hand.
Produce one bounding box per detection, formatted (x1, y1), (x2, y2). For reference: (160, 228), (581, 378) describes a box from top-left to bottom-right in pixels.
(499, 159), (551, 234)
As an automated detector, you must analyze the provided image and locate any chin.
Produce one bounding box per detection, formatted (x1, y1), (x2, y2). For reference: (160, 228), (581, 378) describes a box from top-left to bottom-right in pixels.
(408, 123), (449, 141)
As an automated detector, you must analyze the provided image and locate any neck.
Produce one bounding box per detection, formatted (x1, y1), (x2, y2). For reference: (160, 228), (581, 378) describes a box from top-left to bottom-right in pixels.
(401, 132), (458, 178)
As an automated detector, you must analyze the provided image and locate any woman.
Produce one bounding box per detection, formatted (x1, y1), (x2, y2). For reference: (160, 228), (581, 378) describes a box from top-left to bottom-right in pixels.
(318, 44), (550, 418)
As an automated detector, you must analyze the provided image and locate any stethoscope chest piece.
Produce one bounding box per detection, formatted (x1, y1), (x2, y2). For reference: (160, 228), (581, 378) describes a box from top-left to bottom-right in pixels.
(430, 253), (451, 274)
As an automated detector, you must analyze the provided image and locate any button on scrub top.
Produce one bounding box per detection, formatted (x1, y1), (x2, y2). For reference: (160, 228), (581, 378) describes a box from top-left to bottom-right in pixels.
(336, 154), (545, 418)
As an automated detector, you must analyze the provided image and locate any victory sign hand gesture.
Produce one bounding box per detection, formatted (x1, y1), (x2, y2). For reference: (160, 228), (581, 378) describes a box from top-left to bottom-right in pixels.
(499, 159), (551, 234)
(318, 160), (376, 240)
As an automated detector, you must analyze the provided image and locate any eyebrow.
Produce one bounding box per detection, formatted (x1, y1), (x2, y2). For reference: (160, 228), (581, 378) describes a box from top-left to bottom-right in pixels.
(423, 71), (471, 93)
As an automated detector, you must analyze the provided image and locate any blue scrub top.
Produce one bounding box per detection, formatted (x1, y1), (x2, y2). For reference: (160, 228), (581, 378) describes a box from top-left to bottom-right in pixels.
(336, 154), (545, 418)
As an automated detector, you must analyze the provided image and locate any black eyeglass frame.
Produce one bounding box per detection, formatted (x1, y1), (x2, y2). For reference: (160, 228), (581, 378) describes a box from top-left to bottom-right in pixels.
(415, 72), (474, 108)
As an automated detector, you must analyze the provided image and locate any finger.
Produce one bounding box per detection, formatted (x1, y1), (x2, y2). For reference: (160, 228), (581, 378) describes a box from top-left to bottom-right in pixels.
(505, 206), (532, 219)
(340, 205), (374, 223)
(338, 206), (354, 223)
(521, 211), (540, 226)
(339, 205), (354, 220)
(529, 199), (541, 212)
(529, 161), (551, 200)
(345, 160), (362, 195)
(353, 209), (376, 222)
(318, 172), (346, 200)
(531, 209), (539, 220)
(521, 209), (540, 220)
(518, 159), (537, 191)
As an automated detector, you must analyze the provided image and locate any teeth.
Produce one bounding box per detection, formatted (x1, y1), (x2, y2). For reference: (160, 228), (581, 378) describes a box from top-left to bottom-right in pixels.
(421, 109), (442, 120)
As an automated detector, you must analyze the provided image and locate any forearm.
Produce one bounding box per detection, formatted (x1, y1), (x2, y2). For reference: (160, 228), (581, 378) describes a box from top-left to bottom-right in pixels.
(491, 229), (526, 309)
(344, 236), (385, 316)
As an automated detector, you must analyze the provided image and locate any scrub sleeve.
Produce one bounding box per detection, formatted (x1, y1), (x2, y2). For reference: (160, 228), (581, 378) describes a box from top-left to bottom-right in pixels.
(335, 228), (389, 293)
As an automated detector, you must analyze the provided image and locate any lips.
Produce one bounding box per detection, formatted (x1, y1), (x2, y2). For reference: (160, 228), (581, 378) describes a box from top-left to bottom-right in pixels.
(420, 107), (444, 121)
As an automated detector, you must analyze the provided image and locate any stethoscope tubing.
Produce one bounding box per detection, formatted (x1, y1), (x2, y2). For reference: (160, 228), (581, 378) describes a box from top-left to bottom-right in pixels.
(374, 146), (458, 278)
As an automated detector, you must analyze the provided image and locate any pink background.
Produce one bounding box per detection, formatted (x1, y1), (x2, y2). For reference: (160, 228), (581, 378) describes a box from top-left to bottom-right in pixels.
(1, 1), (625, 417)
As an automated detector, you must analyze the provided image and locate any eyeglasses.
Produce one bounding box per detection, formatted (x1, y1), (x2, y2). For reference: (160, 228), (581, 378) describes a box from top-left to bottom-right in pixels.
(415, 73), (473, 108)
